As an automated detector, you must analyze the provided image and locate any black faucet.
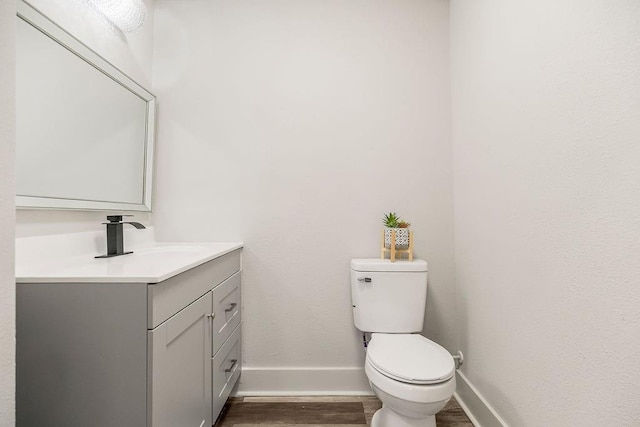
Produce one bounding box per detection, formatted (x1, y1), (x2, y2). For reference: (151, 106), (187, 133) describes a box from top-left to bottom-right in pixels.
(95, 215), (146, 258)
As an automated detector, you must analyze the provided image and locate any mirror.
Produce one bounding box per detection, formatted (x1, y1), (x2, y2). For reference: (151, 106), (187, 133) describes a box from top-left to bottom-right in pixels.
(16, 1), (155, 212)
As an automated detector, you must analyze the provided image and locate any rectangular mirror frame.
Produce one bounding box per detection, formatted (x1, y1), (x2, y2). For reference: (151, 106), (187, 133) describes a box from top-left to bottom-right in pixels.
(16, 0), (156, 212)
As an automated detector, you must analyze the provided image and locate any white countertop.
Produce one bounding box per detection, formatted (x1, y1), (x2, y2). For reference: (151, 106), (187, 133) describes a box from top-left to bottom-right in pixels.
(16, 228), (243, 283)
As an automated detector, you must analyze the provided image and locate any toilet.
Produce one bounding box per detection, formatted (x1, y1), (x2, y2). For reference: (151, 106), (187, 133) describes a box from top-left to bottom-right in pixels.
(350, 259), (456, 427)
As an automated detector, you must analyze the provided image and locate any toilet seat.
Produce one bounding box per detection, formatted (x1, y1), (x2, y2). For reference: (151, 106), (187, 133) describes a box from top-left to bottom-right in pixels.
(365, 358), (456, 405)
(367, 333), (455, 385)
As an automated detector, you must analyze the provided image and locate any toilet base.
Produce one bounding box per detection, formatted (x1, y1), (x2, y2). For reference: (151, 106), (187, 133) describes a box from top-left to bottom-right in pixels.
(371, 405), (436, 427)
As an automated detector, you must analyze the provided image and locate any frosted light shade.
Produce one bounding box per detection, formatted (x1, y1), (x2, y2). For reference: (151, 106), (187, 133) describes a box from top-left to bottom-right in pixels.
(89, 0), (146, 32)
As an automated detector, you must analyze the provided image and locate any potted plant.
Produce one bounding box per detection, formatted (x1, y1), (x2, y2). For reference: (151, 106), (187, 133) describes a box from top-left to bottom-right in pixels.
(383, 212), (411, 250)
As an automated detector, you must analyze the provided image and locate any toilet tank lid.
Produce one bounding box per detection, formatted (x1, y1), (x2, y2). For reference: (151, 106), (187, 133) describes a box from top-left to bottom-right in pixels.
(351, 259), (427, 272)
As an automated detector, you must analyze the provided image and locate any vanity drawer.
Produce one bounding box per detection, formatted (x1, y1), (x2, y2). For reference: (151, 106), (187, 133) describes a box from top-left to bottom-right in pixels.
(212, 323), (242, 420)
(211, 272), (241, 352)
(148, 250), (241, 329)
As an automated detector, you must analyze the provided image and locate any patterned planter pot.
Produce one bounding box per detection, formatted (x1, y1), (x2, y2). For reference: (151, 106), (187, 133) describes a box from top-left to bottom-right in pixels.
(384, 228), (410, 250)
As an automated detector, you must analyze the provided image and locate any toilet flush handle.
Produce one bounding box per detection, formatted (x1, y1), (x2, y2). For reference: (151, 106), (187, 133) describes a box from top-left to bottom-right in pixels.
(357, 277), (372, 283)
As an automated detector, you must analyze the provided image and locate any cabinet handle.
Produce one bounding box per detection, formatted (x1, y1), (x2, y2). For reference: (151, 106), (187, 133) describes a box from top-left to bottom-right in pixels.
(224, 359), (238, 373)
(357, 277), (372, 283)
(224, 303), (238, 312)
(206, 313), (216, 319)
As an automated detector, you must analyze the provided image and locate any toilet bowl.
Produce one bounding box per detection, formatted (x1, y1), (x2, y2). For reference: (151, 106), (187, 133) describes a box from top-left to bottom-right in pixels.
(365, 334), (456, 427)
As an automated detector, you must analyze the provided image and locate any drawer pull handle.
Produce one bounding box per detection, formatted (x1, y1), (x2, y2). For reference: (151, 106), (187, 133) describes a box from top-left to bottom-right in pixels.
(206, 313), (216, 319)
(224, 359), (238, 373)
(357, 277), (372, 283)
(224, 303), (238, 312)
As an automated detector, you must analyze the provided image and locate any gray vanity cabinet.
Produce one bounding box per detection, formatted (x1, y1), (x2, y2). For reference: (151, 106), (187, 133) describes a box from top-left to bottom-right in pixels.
(17, 249), (242, 427)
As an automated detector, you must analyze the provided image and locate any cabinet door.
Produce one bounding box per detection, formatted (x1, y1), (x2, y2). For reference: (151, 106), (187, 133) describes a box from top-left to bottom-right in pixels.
(149, 292), (212, 427)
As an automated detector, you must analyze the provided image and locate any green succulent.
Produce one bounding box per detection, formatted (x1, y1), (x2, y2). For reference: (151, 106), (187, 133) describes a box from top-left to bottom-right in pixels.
(383, 212), (401, 228)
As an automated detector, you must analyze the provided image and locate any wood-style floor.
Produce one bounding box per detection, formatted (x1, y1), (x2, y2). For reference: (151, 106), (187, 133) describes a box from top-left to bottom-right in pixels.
(215, 396), (473, 426)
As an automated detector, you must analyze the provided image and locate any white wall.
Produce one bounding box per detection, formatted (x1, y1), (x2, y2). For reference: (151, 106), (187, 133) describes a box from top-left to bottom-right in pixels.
(451, 0), (640, 425)
(152, 0), (455, 392)
(0, 0), (16, 424)
(15, 0), (155, 238)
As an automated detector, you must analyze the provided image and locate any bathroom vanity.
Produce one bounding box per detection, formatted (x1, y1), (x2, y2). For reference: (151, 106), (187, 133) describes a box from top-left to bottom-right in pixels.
(15, 2), (242, 425)
(15, 2), (243, 425)
(16, 238), (243, 427)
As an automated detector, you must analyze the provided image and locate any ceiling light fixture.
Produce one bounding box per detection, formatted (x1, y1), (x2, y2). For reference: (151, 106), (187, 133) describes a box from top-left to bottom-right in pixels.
(88, 0), (146, 33)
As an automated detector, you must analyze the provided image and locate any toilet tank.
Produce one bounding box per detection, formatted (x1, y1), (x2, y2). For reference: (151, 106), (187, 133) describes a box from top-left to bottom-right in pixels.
(350, 259), (428, 333)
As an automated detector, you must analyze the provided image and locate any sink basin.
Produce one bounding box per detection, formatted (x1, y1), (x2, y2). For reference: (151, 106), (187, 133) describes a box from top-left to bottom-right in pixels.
(133, 245), (207, 255)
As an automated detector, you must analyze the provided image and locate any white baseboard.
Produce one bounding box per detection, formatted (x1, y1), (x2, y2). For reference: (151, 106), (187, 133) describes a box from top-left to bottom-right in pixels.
(454, 371), (508, 427)
(234, 366), (507, 427)
(234, 367), (374, 396)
